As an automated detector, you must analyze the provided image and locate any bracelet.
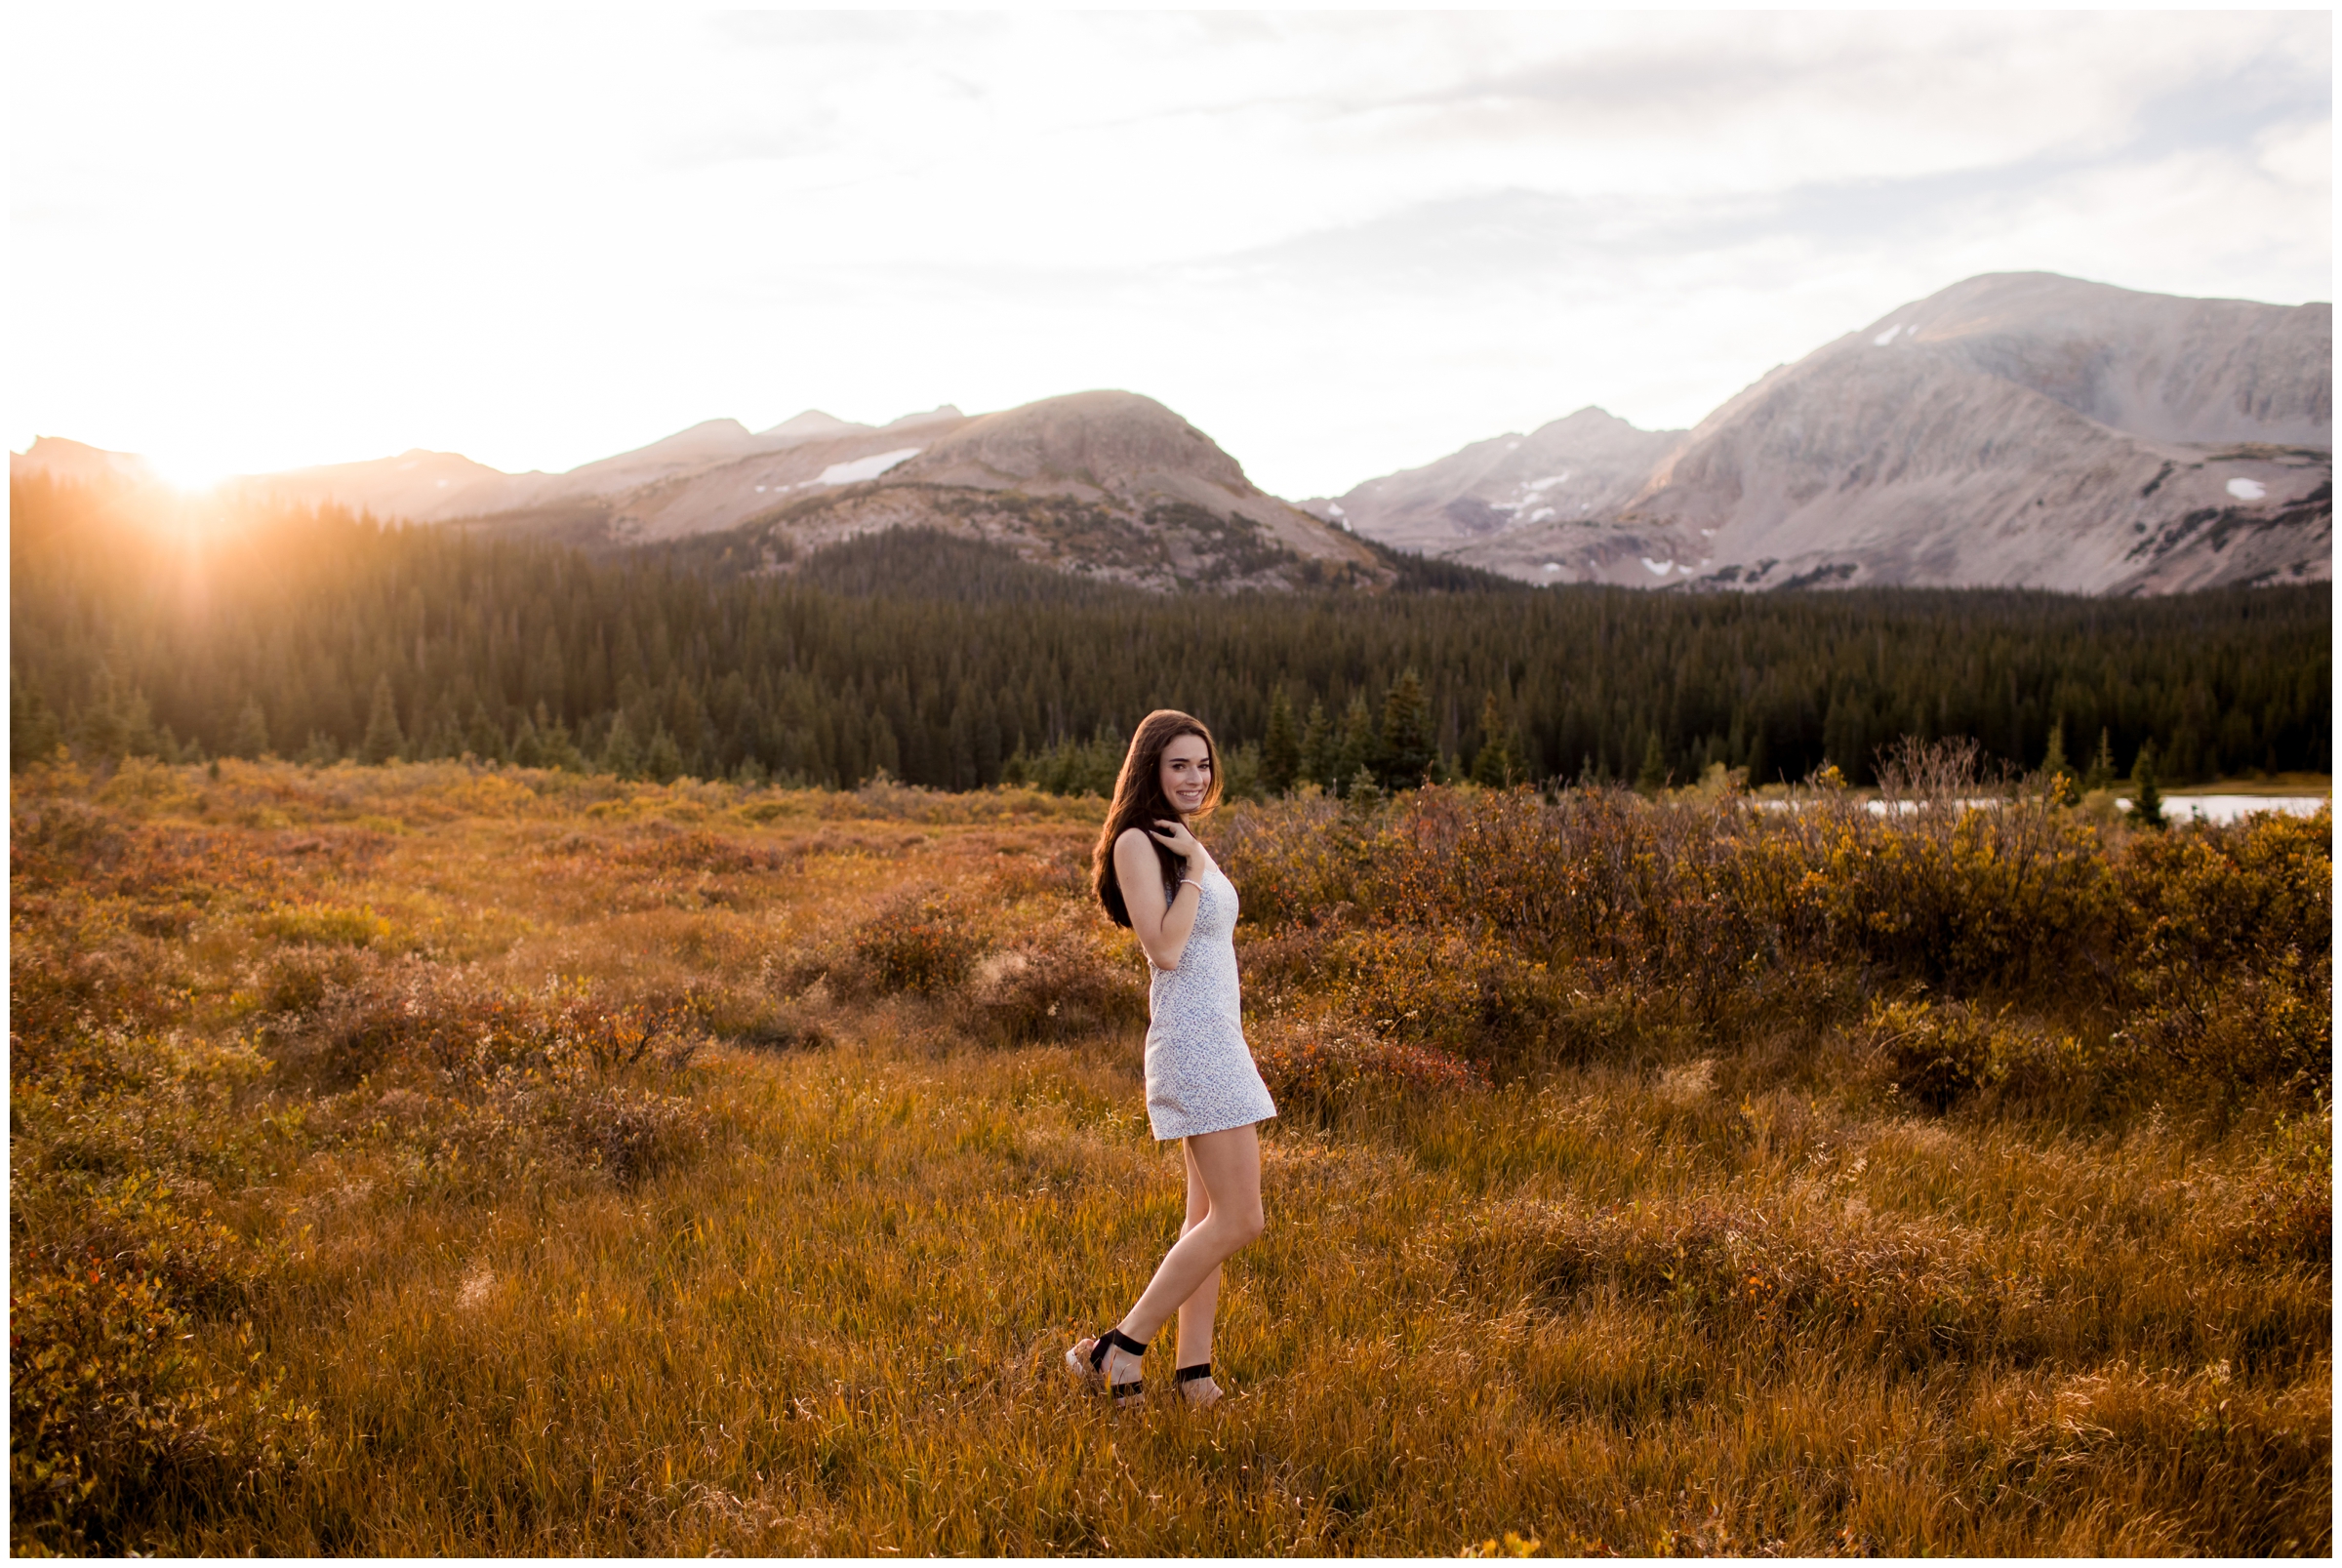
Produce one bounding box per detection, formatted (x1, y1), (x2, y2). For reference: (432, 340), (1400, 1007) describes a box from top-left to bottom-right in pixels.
(1179, 878), (1202, 891)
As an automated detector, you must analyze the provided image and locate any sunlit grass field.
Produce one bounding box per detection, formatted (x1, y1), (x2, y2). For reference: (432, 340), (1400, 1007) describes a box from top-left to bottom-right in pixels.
(10, 755), (2330, 1555)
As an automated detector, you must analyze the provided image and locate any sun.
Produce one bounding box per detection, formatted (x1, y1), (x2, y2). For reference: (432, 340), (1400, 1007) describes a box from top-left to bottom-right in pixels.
(144, 450), (236, 493)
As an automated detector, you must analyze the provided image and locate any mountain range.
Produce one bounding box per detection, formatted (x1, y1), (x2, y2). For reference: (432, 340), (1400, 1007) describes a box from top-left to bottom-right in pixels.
(17, 393), (1384, 592)
(13, 272), (2330, 596)
(1306, 272), (2330, 594)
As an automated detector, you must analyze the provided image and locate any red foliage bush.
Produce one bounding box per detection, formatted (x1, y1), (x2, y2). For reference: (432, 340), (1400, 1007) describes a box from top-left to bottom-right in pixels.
(1248, 1014), (1487, 1118)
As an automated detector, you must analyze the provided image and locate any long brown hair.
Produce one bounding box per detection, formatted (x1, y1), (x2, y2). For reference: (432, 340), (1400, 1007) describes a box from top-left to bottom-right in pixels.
(1092, 709), (1225, 929)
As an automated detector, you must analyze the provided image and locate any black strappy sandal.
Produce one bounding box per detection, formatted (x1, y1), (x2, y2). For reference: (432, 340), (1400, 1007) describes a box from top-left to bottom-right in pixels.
(1066, 1327), (1149, 1407)
(1175, 1362), (1222, 1407)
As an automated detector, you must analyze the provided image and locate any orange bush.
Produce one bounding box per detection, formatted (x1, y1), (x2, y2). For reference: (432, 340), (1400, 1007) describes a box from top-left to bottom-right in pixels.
(1248, 1013), (1487, 1118)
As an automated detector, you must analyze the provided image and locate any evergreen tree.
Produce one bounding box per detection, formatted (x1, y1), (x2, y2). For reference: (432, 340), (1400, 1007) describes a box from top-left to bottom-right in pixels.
(2130, 740), (2166, 829)
(300, 731), (339, 767)
(602, 710), (643, 779)
(1636, 732), (1670, 793)
(1296, 700), (1334, 788)
(231, 696), (270, 759)
(464, 703), (504, 762)
(644, 723), (685, 784)
(359, 674), (406, 765)
(11, 674), (62, 771)
(75, 665), (144, 762)
(1470, 692), (1518, 786)
(2039, 720), (2079, 806)
(868, 713), (901, 780)
(1262, 688), (1301, 795)
(533, 703), (586, 772)
(1378, 668), (1436, 789)
(1332, 693), (1376, 796)
(2084, 728), (2118, 793)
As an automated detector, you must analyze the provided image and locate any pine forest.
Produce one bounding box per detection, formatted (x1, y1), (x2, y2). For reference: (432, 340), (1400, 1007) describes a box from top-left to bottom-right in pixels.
(10, 474), (2330, 792)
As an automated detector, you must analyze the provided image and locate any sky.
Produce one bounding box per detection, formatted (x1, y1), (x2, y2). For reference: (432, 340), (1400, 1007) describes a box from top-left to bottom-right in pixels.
(11, 7), (2332, 500)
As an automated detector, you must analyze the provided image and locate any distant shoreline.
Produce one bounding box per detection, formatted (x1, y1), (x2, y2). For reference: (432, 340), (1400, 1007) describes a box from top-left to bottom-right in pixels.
(2162, 775), (2330, 798)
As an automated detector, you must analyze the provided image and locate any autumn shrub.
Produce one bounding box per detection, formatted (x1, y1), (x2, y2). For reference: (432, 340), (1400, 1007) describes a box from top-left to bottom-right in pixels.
(2225, 1108), (2333, 1273)
(961, 917), (1146, 1045)
(697, 986), (834, 1052)
(1318, 926), (1566, 1070)
(16, 1169), (262, 1318)
(10, 1266), (313, 1555)
(540, 1080), (710, 1186)
(2114, 805), (2332, 968)
(1477, 1193), (2045, 1370)
(2108, 807), (2333, 1099)
(1248, 1013), (1487, 1120)
(617, 827), (789, 876)
(2120, 950), (2332, 1100)
(253, 898), (393, 948)
(244, 965), (713, 1197)
(843, 895), (985, 996)
(1862, 995), (2093, 1113)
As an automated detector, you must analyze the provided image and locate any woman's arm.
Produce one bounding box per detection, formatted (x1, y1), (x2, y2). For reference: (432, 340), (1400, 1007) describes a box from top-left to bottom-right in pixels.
(1115, 825), (1205, 971)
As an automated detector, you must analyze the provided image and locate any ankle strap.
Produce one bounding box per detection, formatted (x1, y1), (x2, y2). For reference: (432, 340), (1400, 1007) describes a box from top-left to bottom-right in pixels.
(1089, 1327), (1149, 1368)
(1174, 1362), (1213, 1384)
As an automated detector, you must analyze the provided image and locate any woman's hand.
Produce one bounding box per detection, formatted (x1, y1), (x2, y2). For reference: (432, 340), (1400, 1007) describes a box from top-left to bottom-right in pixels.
(1150, 819), (1208, 866)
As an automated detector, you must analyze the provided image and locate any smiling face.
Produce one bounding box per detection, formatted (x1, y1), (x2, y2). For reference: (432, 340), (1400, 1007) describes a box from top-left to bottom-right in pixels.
(1157, 732), (1213, 816)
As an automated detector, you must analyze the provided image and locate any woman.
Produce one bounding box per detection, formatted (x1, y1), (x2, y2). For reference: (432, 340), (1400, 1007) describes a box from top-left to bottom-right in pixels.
(1068, 709), (1277, 1410)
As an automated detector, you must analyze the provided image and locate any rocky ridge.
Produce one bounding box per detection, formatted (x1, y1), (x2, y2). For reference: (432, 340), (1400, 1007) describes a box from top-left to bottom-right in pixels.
(1312, 272), (2330, 594)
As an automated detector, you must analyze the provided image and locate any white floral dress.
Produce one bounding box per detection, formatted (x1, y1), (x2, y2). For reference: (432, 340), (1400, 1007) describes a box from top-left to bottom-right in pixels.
(1143, 863), (1278, 1141)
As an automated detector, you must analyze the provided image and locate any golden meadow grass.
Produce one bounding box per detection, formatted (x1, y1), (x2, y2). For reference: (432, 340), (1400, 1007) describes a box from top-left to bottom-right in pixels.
(9, 754), (2329, 1554)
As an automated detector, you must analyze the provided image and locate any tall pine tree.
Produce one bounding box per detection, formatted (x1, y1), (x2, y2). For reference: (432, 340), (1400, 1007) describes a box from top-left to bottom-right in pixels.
(1378, 668), (1436, 788)
(1332, 694), (1376, 796)
(359, 675), (405, 765)
(1470, 692), (1519, 786)
(1262, 688), (1301, 795)
(2130, 739), (2166, 828)
(1296, 700), (1334, 788)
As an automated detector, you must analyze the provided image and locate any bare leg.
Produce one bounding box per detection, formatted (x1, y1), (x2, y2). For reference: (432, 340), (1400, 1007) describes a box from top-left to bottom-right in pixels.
(1115, 1123), (1262, 1350)
(1173, 1138), (1220, 1371)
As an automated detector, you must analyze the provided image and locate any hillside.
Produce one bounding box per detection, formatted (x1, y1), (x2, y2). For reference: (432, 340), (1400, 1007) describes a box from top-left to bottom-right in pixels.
(704, 391), (1387, 590)
(1301, 407), (1686, 555)
(1317, 273), (2332, 594)
(13, 394), (1386, 593)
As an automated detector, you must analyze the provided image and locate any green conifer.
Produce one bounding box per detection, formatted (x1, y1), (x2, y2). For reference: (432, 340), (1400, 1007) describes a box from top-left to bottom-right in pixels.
(1470, 693), (1518, 786)
(644, 723), (685, 784)
(602, 710), (642, 778)
(1635, 732), (1669, 794)
(1297, 700), (1334, 787)
(464, 703), (504, 762)
(2084, 727), (2118, 793)
(1378, 669), (1435, 789)
(231, 696), (270, 759)
(1332, 694), (1376, 796)
(1262, 688), (1301, 795)
(2039, 720), (2080, 806)
(11, 674), (62, 772)
(2130, 740), (2166, 829)
(359, 674), (405, 765)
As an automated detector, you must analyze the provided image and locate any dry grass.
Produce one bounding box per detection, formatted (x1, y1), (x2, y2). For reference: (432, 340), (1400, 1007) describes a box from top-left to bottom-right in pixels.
(9, 755), (2329, 1554)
